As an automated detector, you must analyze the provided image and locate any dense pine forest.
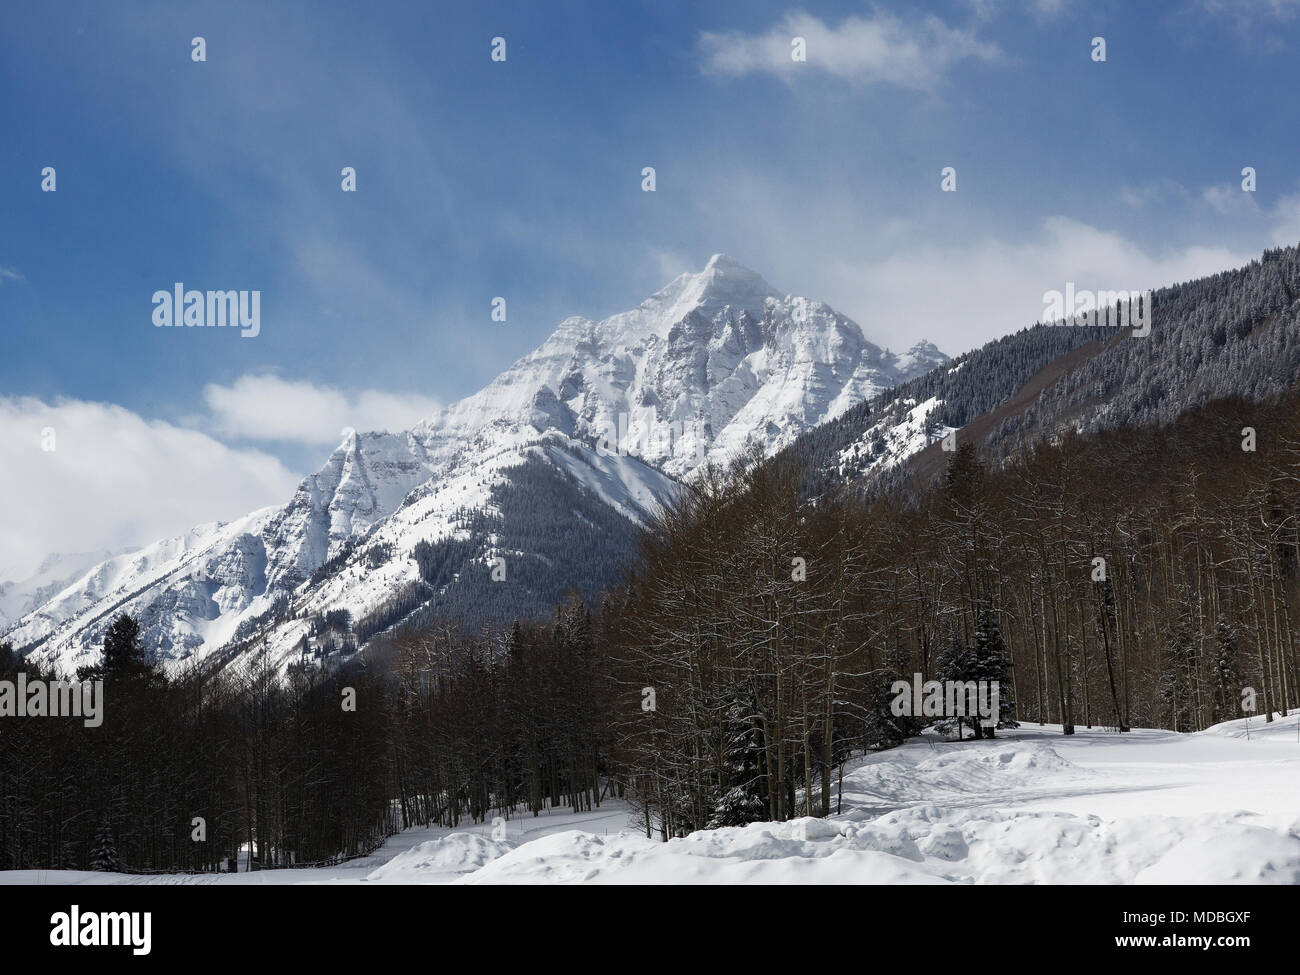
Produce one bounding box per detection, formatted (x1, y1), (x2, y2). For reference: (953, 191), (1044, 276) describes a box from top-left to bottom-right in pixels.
(3, 382), (1300, 868)
(797, 246), (1300, 498)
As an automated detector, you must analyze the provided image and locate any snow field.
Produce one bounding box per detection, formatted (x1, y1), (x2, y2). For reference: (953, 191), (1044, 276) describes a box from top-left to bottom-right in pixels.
(9, 712), (1297, 885)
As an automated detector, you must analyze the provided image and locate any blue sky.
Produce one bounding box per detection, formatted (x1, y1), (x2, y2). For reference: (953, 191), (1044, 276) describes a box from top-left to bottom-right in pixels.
(4, 0), (1300, 573)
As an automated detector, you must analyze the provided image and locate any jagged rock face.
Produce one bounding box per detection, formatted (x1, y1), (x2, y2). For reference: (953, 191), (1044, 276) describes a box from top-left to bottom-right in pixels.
(5, 255), (945, 673)
(260, 431), (438, 591)
(416, 254), (945, 478)
(0, 550), (122, 627)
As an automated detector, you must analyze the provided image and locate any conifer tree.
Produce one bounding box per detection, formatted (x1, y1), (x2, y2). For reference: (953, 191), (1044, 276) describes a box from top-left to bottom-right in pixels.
(90, 823), (121, 872)
(100, 613), (150, 680)
(970, 603), (1017, 736)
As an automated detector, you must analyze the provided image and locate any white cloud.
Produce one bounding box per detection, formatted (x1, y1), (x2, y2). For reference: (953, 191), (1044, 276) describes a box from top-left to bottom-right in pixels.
(968, 0), (1071, 20)
(649, 248), (694, 284)
(1119, 180), (1190, 209)
(1268, 193), (1300, 245)
(0, 396), (300, 580)
(699, 10), (1001, 89)
(676, 163), (1268, 358)
(1027, 0), (1071, 16)
(826, 217), (1249, 355)
(1197, 0), (1300, 23)
(203, 373), (441, 445)
(1203, 184), (1261, 217)
(0, 266), (24, 285)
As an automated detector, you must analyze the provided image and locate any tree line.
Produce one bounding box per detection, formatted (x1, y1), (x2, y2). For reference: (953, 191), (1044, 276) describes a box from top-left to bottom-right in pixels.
(0, 601), (611, 872)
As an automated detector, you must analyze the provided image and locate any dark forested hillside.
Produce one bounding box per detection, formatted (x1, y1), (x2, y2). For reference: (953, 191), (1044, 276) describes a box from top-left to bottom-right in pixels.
(785, 322), (1117, 494)
(387, 452), (646, 630)
(0, 602), (608, 872)
(265, 451), (651, 664)
(788, 244), (1300, 498)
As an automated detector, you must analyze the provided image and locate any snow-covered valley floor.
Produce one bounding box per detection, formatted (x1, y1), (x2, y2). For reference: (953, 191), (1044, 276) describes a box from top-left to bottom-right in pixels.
(8, 712), (1299, 884)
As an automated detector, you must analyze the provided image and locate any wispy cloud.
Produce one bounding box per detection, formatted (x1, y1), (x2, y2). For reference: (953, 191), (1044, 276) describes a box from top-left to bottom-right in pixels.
(1119, 181), (1190, 209)
(1185, 0), (1300, 47)
(1196, 0), (1300, 23)
(203, 373), (441, 445)
(967, 0), (1072, 21)
(699, 10), (1002, 89)
(57, 6), (467, 361)
(1202, 184), (1261, 217)
(0, 266), (25, 285)
(1268, 193), (1300, 245)
(833, 217), (1250, 354)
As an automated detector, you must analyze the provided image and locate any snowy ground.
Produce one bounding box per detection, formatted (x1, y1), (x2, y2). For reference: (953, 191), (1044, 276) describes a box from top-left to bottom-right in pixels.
(8, 711), (1299, 884)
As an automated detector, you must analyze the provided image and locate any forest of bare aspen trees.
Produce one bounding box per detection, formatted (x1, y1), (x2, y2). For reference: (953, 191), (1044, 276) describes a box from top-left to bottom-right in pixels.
(596, 390), (1300, 837)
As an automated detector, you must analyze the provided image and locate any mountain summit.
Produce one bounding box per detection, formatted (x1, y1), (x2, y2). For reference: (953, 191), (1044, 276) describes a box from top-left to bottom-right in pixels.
(5, 257), (946, 673)
(416, 254), (944, 477)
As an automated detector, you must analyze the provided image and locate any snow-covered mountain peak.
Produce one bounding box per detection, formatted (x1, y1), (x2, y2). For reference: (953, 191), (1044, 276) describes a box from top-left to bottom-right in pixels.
(589, 254), (781, 348)
(655, 253), (780, 331)
(894, 339), (949, 377)
(7, 255), (946, 675)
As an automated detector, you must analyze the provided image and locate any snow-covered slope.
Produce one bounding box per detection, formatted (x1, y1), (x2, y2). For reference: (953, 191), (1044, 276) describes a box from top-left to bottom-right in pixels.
(7, 420), (676, 675)
(836, 395), (957, 481)
(14, 712), (1297, 885)
(350, 709), (1300, 884)
(5, 430), (448, 671)
(0, 550), (126, 628)
(4, 256), (945, 674)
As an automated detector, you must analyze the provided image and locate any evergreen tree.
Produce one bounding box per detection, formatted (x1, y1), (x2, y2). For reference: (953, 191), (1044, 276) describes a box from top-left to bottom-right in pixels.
(706, 696), (767, 828)
(934, 635), (976, 739)
(970, 603), (1017, 736)
(943, 440), (984, 504)
(90, 823), (121, 872)
(862, 667), (917, 750)
(1159, 622), (1196, 733)
(931, 604), (1015, 740)
(1211, 616), (1240, 723)
(102, 613), (149, 678)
